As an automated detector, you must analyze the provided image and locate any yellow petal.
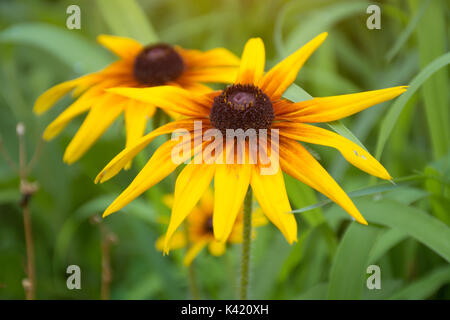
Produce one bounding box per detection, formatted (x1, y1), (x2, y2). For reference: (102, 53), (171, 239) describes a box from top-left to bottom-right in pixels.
(208, 241), (226, 256)
(124, 101), (156, 170)
(95, 118), (202, 183)
(34, 78), (85, 114)
(155, 231), (187, 251)
(124, 101), (155, 148)
(42, 81), (119, 140)
(213, 164), (251, 242)
(279, 86), (408, 122)
(279, 137), (368, 225)
(180, 66), (239, 84)
(259, 32), (327, 100)
(164, 163), (215, 254)
(107, 86), (212, 117)
(276, 122), (391, 180)
(97, 34), (142, 60)
(63, 94), (124, 164)
(176, 47), (240, 68)
(183, 239), (208, 266)
(102, 139), (185, 217)
(235, 38), (265, 85)
(250, 166), (298, 244)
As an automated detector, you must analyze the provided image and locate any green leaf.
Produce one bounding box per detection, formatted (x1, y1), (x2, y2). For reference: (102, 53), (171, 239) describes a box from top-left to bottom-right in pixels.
(96, 0), (158, 44)
(369, 229), (408, 264)
(328, 223), (381, 299)
(409, 0), (449, 159)
(0, 23), (111, 73)
(283, 1), (368, 55)
(375, 52), (450, 159)
(389, 266), (450, 299)
(291, 174), (423, 214)
(385, 0), (431, 62)
(327, 198), (450, 262)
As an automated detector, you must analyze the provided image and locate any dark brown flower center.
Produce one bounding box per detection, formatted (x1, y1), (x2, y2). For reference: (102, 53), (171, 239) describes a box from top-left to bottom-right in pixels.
(204, 217), (214, 234)
(210, 84), (274, 133)
(133, 44), (184, 85)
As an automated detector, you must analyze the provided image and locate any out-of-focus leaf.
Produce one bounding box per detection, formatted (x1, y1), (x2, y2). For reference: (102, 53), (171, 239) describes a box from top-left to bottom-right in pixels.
(0, 23), (111, 73)
(369, 229), (408, 264)
(328, 223), (380, 299)
(386, 0), (430, 62)
(375, 53), (450, 159)
(96, 0), (158, 44)
(284, 1), (368, 55)
(326, 198), (450, 262)
(389, 266), (450, 299)
(409, 0), (449, 159)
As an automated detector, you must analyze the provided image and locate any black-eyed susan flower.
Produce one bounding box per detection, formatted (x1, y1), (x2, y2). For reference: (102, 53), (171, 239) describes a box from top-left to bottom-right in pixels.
(33, 35), (239, 164)
(155, 190), (266, 265)
(96, 33), (407, 253)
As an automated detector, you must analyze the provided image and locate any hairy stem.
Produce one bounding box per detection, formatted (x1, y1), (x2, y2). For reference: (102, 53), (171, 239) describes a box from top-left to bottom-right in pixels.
(240, 188), (253, 300)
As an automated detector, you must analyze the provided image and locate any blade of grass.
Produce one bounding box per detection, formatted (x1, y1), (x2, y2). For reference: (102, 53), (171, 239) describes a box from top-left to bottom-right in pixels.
(386, 0), (430, 62)
(375, 52), (450, 159)
(409, 0), (449, 159)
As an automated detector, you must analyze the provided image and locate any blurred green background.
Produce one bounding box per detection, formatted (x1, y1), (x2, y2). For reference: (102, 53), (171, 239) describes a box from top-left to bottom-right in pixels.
(0, 0), (449, 300)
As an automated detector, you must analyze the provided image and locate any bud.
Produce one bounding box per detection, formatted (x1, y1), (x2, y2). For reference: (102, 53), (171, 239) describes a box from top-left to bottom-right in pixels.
(16, 122), (26, 136)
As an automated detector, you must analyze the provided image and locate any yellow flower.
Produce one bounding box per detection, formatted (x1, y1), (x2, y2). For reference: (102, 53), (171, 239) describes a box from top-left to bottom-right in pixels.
(155, 190), (267, 265)
(34, 35), (239, 164)
(96, 33), (407, 253)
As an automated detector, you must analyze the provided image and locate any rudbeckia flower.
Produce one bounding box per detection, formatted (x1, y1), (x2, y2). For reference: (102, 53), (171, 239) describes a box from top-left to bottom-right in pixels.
(155, 190), (267, 265)
(33, 35), (239, 164)
(96, 33), (407, 252)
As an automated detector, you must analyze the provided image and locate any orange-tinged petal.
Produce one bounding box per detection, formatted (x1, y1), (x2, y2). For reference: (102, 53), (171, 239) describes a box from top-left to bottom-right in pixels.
(95, 118), (204, 183)
(102, 139), (186, 217)
(183, 239), (209, 266)
(276, 122), (391, 180)
(279, 86), (408, 122)
(164, 163), (216, 254)
(250, 166), (297, 244)
(279, 137), (368, 224)
(235, 38), (265, 85)
(97, 34), (142, 60)
(213, 164), (251, 242)
(63, 94), (125, 164)
(259, 32), (328, 100)
(107, 86), (212, 117)
(176, 47), (240, 68)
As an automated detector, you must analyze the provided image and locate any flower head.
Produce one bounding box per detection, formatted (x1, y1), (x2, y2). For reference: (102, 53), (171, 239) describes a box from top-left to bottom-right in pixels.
(34, 35), (239, 164)
(155, 189), (266, 265)
(97, 33), (407, 253)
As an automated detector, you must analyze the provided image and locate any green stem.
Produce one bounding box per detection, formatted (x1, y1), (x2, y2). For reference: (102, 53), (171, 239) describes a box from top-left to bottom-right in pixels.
(240, 188), (253, 300)
(188, 263), (199, 300)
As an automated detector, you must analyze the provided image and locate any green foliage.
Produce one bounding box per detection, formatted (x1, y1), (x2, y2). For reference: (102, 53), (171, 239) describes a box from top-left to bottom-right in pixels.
(0, 0), (448, 300)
